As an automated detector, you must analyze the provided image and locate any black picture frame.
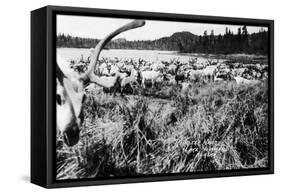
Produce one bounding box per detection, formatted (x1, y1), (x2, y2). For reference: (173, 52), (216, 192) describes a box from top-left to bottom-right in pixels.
(31, 5), (274, 188)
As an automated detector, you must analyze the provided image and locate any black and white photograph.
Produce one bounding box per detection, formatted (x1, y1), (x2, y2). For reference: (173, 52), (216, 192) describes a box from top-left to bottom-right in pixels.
(56, 15), (270, 180)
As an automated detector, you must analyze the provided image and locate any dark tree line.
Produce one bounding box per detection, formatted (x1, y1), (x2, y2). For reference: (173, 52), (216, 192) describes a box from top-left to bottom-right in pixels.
(190, 26), (268, 55)
(57, 26), (268, 55)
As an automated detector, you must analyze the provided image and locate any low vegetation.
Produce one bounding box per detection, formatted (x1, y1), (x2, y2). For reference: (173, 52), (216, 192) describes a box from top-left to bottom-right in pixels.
(56, 78), (268, 179)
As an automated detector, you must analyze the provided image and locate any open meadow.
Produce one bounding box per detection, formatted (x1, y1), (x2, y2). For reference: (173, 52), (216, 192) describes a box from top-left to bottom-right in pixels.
(56, 49), (269, 179)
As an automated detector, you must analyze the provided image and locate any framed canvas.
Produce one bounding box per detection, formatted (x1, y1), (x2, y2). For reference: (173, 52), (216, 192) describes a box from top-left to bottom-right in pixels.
(31, 5), (274, 188)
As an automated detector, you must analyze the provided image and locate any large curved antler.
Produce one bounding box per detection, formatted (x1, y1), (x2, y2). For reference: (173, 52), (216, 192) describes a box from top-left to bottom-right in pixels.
(81, 20), (146, 87)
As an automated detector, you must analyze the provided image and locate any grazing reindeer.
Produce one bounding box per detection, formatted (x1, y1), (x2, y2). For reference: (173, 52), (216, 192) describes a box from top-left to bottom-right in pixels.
(141, 70), (163, 89)
(202, 65), (217, 82)
(120, 68), (141, 95)
(56, 20), (146, 146)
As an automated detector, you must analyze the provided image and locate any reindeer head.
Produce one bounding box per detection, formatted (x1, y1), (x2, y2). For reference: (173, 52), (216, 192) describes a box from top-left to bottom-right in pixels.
(56, 20), (146, 146)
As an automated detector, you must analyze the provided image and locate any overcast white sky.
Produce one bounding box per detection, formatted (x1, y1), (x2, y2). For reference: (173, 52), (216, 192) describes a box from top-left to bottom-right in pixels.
(57, 15), (267, 41)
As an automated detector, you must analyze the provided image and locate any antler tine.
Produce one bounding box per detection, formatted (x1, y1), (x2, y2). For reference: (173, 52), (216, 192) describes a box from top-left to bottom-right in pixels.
(56, 63), (65, 84)
(81, 20), (145, 84)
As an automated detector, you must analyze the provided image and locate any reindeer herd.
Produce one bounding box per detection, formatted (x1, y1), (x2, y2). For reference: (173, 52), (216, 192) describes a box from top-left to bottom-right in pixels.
(69, 53), (268, 96)
(56, 19), (268, 147)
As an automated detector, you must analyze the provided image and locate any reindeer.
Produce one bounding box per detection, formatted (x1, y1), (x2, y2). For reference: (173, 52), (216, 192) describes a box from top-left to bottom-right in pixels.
(56, 20), (145, 146)
(140, 70), (163, 89)
(120, 68), (141, 95)
(233, 76), (260, 85)
(201, 65), (218, 82)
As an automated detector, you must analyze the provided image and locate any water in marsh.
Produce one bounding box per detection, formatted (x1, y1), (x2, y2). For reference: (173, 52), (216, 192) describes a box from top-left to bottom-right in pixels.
(57, 48), (217, 63)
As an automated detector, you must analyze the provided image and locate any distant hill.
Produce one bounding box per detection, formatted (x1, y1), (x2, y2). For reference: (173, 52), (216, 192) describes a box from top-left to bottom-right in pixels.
(57, 27), (268, 55)
(169, 31), (198, 44)
(155, 31), (198, 52)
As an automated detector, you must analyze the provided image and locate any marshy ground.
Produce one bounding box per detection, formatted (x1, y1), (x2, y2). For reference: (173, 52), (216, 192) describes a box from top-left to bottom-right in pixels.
(56, 77), (268, 179)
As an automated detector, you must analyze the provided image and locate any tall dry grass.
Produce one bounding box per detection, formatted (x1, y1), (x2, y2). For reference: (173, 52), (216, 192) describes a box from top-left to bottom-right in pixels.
(56, 80), (268, 179)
